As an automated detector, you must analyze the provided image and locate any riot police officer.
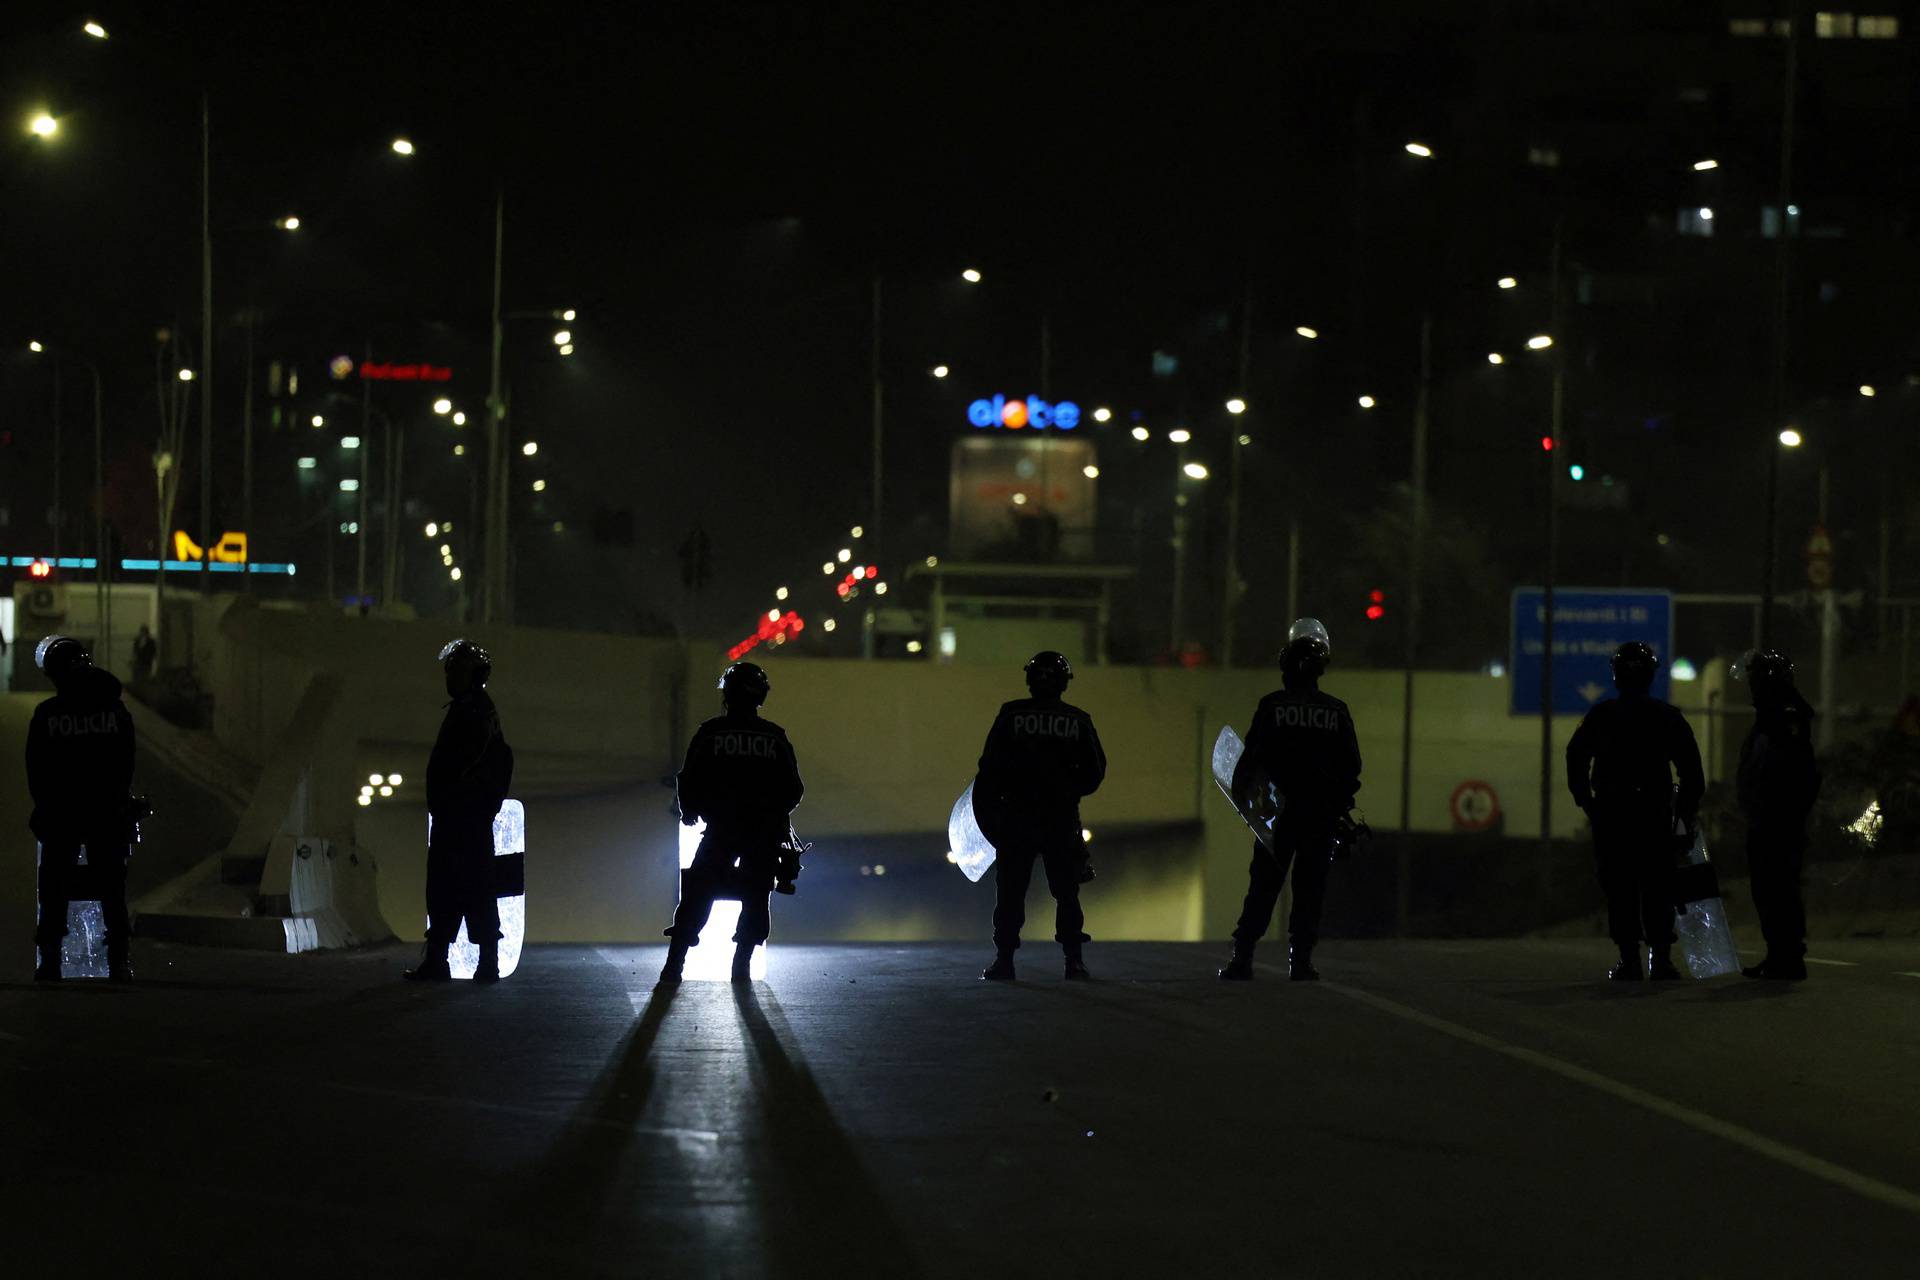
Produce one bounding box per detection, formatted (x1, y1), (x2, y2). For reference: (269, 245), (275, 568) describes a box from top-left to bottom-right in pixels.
(26, 635), (137, 982)
(976, 651), (1107, 981)
(407, 639), (515, 983)
(660, 662), (805, 984)
(1566, 641), (1704, 981)
(1738, 650), (1820, 980)
(1219, 619), (1363, 982)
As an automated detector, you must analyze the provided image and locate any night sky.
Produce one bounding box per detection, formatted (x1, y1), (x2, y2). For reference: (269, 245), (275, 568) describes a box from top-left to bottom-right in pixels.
(5, 1), (1917, 665)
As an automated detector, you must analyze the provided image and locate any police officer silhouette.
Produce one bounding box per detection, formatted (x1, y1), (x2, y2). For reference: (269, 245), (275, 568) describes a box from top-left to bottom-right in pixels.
(407, 639), (515, 983)
(660, 662), (805, 984)
(1219, 620), (1362, 982)
(26, 636), (137, 982)
(1566, 641), (1704, 981)
(1737, 650), (1820, 980)
(976, 651), (1107, 981)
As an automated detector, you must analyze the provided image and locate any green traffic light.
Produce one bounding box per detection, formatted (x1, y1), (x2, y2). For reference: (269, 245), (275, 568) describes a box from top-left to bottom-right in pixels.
(1569, 464), (1585, 481)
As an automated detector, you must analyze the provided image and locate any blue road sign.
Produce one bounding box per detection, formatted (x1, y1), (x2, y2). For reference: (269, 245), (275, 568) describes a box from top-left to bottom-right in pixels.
(1510, 588), (1673, 716)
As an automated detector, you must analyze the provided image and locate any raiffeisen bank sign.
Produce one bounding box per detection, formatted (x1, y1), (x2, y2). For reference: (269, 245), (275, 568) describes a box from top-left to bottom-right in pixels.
(967, 393), (1082, 430)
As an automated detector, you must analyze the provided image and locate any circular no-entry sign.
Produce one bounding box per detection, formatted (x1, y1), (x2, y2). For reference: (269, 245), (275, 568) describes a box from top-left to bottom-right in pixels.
(1450, 780), (1501, 832)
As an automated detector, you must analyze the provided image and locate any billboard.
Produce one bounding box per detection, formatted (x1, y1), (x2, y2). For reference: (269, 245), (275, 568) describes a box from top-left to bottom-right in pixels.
(949, 436), (1095, 561)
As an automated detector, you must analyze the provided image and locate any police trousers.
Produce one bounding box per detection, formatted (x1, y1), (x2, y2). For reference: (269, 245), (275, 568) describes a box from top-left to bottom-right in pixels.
(1232, 816), (1335, 949)
(992, 843), (1087, 952)
(1746, 814), (1808, 956)
(35, 842), (130, 953)
(667, 837), (776, 948)
(425, 817), (500, 949)
(1591, 801), (1677, 950)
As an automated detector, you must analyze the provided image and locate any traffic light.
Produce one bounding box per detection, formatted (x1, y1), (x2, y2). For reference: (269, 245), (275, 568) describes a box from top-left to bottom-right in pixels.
(28, 559), (52, 580)
(1364, 588), (1386, 621)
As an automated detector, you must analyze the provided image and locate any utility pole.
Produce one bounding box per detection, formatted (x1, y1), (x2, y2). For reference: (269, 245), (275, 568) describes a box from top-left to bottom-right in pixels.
(199, 92), (214, 598)
(1540, 219), (1567, 853)
(241, 312), (255, 593)
(484, 190), (506, 623)
(1221, 283), (1252, 668)
(1761, 10), (1800, 644)
(865, 272), (882, 659)
(356, 338), (372, 602)
(91, 368), (106, 667)
(1396, 313), (1432, 937)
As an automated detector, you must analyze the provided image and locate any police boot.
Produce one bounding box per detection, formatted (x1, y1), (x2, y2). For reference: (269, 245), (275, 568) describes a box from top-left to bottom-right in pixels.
(658, 940), (688, 985)
(981, 950), (1016, 981)
(1063, 945), (1091, 981)
(107, 940), (133, 984)
(1218, 943), (1255, 981)
(1607, 945), (1642, 982)
(404, 940), (452, 982)
(1288, 942), (1319, 982)
(1647, 947), (1682, 981)
(1743, 951), (1808, 981)
(33, 942), (61, 983)
(731, 942), (756, 984)
(473, 941), (501, 985)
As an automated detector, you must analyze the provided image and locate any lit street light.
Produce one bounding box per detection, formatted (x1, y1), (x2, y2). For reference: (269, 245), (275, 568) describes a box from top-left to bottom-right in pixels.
(531, 479), (546, 492)
(433, 398), (453, 415)
(451, 411), (466, 426)
(1083, 464), (1100, 478)
(521, 441), (538, 456)
(561, 309), (576, 322)
(775, 586), (789, 601)
(27, 112), (57, 138)
(1405, 141), (1433, 158)
(1526, 334), (1554, 350)
(1225, 397), (1247, 415)
(1093, 407), (1112, 423)
(1295, 325), (1319, 339)
(425, 522), (439, 537)
(558, 344), (574, 356)
(1131, 426), (1150, 442)
(28, 340), (43, 353)
(177, 368), (195, 382)
(1497, 276), (1518, 290)
(552, 329), (572, 346)
(450, 566), (463, 581)
(931, 365), (949, 378)
(1698, 206), (1714, 222)
(1168, 428), (1192, 444)
(391, 137), (414, 155)
(837, 548), (851, 562)
(311, 414), (325, 428)
(1183, 462), (1210, 480)
(341, 435), (361, 449)
(1859, 384), (1877, 398)
(961, 268), (982, 283)
(83, 20), (108, 38)
(275, 215), (301, 231)
(1487, 352), (1506, 365)
(1358, 395), (1376, 409)
(1779, 428), (1804, 448)
(1693, 158), (1719, 172)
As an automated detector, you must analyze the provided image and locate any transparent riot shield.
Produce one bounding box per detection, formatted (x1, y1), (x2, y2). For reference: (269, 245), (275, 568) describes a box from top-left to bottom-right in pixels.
(1673, 825), (1740, 979)
(433, 799), (526, 981)
(1211, 726), (1281, 850)
(947, 781), (997, 883)
(36, 845), (112, 979)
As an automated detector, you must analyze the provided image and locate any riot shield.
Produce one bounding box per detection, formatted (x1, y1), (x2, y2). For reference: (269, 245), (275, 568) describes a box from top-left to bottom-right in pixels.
(947, 781), (997, 883)
(36, 845), (112, 979)
(1673, 825), (1740, 979)
(441, 799), (527, 981)
(1211, 726), (1281, 850)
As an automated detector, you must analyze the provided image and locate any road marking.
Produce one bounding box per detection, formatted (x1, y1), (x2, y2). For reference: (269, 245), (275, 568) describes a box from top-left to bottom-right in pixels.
(1804, 957), (1858, 967)
(1313, 973), (1920, 1218)
(1896, 973), (1920, 980)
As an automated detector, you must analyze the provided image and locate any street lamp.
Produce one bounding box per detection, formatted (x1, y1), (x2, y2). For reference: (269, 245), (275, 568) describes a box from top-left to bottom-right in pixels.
(177, 367), (195, 382)
(83, 20), (108, 38)
(1497, 276), (1518, 290)
(531, 479), (546, 492)
(1779, 428), (1804, 448)
(1083, 464), (1100, 478)
(1405, 142), (1434, 158)
(551, 330), (572, 346)
(391, 137), (415, 156)
(1693, 158), (1719, 172)
(1168, 428), (1192, 444)
(1182, 462), (1210, 480)
(1526, 334), (1554, 350)
(1859, 384), (1876, 398)
(27, 112), (57, 139)
(1092, 407), (1112, 422)
(961, 268), (982, 283)
(930, 365), (949, 378)
(275, 215), (300, 230)
(1357, 395), (1377, 409)
(28, 340), (44, 353)
(433, 398), (452, 415)
(425, 522), (438, 537)
(1131, 426), (1150, 442)
(1225, 397), (1247, 415)
(311, 414), (325, 428)
(521, 441), (538, 456)
(1487, 352), (1506, 365)
(451, 411), (466, 426)
(1295, 325), (1319, 339)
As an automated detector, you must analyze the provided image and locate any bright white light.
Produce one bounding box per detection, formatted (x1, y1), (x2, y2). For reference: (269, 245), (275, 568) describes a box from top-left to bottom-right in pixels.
(311, 415), (326, 428)
(906, 640), (924, 653)
(297, 457), (317, 469)
(1131, 425), (1150, 442)
(1225, 397), (1247, 415)
(1693, 158), (1719, 172)
(1081, 827), (1093, 843)
(874, 582), (888, 595)
(1698, 206), (1714, 221)
(531, 479), (546, 492)
(425, 522), (439, 537)
(369, 774), (383, 785)
(823, 618), (837, 632)
(1527, 334), (1554, 350)
(1183, 462), (1210, 480)
(1405, 141), (1433, 158)
(433, 398), (452, 414)
(450, 567), (463, 581)
(822, 561), (835, 574)
(1498, 276), (1518, 290)
(1358, 395), (1376, 409)
(1860, 385), (1877, 398)
(83, 21), (108, 38)
(962, 268), (982, 283)
(1670, 659), (1699, 682)
(562, 309), (576, 322)
(357, 794), (372, 807)
(775, 586), (789, 601)
(558, 344), (574, 356)
(439, 543), (452, 556)
(852, 565), (866, 580)
(1237, 434), (1251, 446)
(851, 525), (864, 538)
(674, 817), (768, 981)
(1488, 352), (1506, 365)
(1295, 326), (1319, 339)
(28, 113), (57, 138)
(767, 608), (781, 622)
(1083, 464), (1100, 478)
(339, 479), (359, 492)
(391, 138), (414, 155)
(837, 548), (851, 562)
(931, 365), (949, 378)
(1093, 407), (1112, 422)
(386, 773), (402, 786)
(522, 441), (538, 456)
(341, 436), (360, 449)
(925, 555), (939, 568)
(1168, 428), (1192, 444)
(452, 411), (467, 426)
(1779, 428), (1803, 448)
(552, 330), (571, 346)
(277, 216), (301, 231)
(1011, 493), (1028, 506)
(28, 340), (44, 353)
(177, 368), (195, 382)
(454, 444), (466, 456)
(361, 785), (374, 796)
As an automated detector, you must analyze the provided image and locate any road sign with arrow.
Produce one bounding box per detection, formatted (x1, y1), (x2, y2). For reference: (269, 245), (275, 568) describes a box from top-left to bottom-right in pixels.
(1510, 587), (1674, 716)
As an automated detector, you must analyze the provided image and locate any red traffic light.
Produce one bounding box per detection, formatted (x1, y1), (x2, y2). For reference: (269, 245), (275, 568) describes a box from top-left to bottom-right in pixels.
(1365, 588), (1386, 621)
(1540, 436), (1556, 452)
(28, 559), (52, 579)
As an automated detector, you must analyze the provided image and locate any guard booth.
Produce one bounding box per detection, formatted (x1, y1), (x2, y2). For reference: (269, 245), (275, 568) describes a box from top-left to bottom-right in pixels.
(908, 562), (1134, 666)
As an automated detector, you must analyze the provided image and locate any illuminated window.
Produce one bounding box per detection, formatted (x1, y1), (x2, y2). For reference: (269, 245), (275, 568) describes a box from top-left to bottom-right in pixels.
(1816, 12), (1856, 37)
(1859, 14), (1899, 36)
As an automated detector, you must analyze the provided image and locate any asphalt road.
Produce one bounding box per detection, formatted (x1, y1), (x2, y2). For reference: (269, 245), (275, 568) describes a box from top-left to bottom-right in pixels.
(3, 939), (1917, 1276)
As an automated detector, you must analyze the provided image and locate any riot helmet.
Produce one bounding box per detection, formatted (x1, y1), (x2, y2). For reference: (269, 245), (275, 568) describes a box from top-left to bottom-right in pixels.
(1024, 650), (1073, 697)
(719, 661), (771, 708)
(1287, 617), (1332, 654)
(1742, 649), (1796, 706)
(438, 637), (492, 695)
(1610, 641), (1659, 695)
(1280, 619), (1331, 682)
(34, 634), (91, 684)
